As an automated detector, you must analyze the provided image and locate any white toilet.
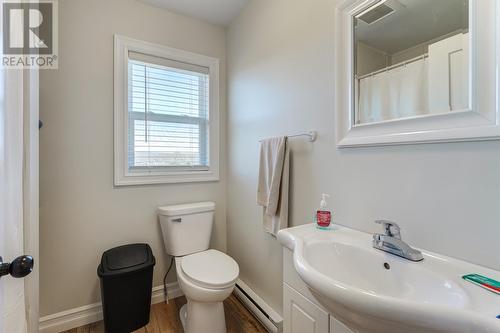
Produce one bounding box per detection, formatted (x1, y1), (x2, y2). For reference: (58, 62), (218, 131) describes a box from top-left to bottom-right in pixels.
(158, 202), (239, 333)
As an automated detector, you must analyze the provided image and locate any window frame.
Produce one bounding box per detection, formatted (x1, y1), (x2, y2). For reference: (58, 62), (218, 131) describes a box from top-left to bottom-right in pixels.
(114, 35), (220, 186)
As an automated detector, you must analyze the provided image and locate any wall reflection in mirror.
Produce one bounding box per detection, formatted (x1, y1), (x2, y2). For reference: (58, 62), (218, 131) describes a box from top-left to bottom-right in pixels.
(354, 0), (469, 125)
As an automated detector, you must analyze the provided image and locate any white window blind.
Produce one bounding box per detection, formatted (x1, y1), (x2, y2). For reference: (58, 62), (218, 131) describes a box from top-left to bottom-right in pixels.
(127, 51), (210, 171)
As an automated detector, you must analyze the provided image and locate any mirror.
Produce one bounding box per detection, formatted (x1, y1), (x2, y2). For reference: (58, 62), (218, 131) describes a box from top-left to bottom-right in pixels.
(353, 0), (469, 125)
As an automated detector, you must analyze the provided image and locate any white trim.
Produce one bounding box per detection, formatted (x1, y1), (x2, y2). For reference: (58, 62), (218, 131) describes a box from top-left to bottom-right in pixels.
(150, 282), (183, 305)
(23, 66), (39, 333)
(113, 35), (220, 185)
(335, 0), (500, 147)
(234, 279), (283, 333)
(38, 282), (183, 333)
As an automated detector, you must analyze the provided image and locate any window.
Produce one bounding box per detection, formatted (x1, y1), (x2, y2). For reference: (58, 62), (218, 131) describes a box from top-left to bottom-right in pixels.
(114, 36), (220, 185)
(128, 53), (209, 169)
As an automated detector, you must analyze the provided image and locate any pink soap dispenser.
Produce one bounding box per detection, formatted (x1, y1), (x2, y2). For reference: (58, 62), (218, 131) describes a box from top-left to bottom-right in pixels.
(316, 194), (332, 229)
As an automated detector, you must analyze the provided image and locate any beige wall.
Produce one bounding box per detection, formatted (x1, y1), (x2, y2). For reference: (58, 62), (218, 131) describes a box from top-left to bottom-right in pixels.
(390, 43), (427, 65)
(356, 42), (387, 76)
(227, 0), (500, 315)
(40, 0), (226, 316)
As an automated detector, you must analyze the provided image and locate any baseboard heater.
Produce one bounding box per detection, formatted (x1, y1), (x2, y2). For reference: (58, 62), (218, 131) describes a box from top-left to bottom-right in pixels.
(234, 279), (283, 333)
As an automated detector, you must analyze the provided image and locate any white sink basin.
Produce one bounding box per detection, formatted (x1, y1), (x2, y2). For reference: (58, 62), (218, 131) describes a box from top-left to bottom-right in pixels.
(304, 242), (469, 308)
(278, 224), (500, 333)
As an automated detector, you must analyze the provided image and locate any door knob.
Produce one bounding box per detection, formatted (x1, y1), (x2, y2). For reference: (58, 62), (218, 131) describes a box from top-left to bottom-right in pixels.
(0, 255), (34, 278)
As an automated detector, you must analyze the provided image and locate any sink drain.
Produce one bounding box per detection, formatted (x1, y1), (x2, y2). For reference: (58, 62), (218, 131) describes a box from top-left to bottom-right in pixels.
(383, 262), (390, 270)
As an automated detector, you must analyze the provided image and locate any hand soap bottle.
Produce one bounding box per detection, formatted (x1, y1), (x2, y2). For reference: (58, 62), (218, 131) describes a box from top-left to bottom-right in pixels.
(316, 194), (332, 229)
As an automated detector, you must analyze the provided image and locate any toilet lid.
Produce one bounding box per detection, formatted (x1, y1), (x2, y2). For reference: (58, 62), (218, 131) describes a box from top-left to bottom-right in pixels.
(181, 249), (239, 289)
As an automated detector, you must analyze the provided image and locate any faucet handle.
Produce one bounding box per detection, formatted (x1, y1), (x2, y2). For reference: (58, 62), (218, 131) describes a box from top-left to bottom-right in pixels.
(375, 220), (401, 239)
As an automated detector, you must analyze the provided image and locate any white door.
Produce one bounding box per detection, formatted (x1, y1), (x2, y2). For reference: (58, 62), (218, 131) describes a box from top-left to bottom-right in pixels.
(428, 33), (469, 113)
(0, 69), (30, 333)
(0, 51), (38, 333)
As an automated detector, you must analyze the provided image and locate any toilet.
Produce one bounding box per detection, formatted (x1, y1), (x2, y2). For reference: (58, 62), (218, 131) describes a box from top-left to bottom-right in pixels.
(158, 202), (239, 333)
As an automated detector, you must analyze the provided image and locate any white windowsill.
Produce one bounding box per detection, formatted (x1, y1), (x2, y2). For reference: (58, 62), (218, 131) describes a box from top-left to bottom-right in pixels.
(115, 169), (219, 186)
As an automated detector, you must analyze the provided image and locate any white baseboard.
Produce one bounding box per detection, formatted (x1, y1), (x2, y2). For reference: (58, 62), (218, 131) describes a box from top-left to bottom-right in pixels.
(150, 282), (183, 305)
(39, 282), (183, 333)
(234, 279), (283, 333)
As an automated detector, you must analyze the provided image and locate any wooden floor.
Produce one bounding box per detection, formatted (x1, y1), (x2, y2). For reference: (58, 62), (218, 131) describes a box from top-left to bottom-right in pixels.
(62, 294), (267, 333)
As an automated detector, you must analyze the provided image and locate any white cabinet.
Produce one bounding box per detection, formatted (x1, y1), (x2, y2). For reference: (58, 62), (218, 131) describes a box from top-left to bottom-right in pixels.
(330, 317), (353, 333)
(284, 284), (329, 333)
(283, 249), (356, 333)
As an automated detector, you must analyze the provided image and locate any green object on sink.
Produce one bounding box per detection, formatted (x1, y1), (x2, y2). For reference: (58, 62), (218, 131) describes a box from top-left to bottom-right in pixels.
(462, 274), (500, 295)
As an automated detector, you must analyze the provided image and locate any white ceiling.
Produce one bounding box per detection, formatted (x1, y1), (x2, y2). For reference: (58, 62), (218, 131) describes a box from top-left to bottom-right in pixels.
(356, 0), (468, 54)
(139, 0), (249, 26)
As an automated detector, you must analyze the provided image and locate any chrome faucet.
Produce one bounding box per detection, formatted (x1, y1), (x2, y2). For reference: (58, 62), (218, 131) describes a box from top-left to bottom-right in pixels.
(372, 220), (423, 262)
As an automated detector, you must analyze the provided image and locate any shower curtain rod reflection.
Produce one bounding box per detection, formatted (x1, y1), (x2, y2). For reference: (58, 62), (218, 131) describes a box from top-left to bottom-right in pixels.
(259, 130), (317, 142)
(356, 53), (429, 80)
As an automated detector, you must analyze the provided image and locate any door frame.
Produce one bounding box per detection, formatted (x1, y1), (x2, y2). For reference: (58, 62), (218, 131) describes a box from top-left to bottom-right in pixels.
(23, 68), (39, 332)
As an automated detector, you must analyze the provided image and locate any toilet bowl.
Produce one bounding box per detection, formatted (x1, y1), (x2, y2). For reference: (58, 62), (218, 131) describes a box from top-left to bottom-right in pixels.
(175, 249), (239, 333)
(158, 202), (240, 333)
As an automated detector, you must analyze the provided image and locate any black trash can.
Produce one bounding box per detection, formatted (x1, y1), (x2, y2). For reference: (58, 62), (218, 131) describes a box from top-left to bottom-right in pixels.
(97, 243), (155, 333)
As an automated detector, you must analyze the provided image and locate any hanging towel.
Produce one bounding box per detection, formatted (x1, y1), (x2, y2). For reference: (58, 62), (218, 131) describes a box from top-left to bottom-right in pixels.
(257, 137), (289, 236)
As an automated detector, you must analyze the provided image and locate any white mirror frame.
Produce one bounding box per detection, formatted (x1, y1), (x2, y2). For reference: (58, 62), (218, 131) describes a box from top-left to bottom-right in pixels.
(335, 0), (500, 148)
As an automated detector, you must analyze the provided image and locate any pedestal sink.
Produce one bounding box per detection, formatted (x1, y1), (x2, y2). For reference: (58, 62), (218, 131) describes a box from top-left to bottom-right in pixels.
(277, 224), (500, 333)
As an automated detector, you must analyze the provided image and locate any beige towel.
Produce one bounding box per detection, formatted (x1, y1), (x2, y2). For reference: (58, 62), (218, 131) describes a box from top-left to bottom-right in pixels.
(257, 137), (289, 236)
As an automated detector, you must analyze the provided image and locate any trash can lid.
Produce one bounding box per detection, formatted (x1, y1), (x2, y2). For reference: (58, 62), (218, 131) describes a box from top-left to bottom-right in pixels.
(98, 243), (155, 277)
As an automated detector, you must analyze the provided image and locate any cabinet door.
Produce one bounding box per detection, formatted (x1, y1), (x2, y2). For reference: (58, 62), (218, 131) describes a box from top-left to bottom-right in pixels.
(330, 316), (354, 333)
(284, 284), (329, 333)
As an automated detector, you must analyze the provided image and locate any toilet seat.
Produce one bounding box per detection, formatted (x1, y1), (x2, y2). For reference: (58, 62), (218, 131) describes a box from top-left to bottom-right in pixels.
(181, 249), (239, 289)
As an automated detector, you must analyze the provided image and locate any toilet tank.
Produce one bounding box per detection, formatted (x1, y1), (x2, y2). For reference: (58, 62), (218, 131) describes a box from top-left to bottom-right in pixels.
(158, 202), (215, 257)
